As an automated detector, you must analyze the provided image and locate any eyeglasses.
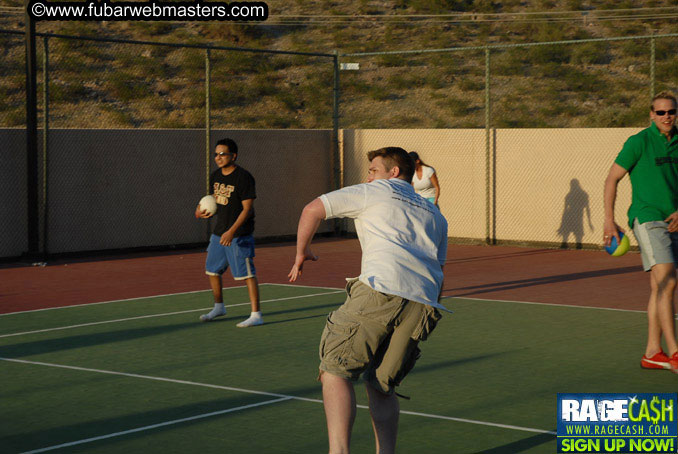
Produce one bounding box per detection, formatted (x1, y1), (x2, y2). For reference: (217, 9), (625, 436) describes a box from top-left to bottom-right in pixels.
(214, 151), (234, 157)
(654, 109), (677, 116)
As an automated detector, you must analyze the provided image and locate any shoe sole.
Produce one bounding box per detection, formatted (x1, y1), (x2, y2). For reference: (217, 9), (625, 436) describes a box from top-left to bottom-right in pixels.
(640, 359), (671, 370)
(237, 320), (264, 328)
(200, 313), (226, 322)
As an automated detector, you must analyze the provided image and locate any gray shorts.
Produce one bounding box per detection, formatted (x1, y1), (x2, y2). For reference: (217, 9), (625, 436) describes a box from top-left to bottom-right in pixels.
(632, 219), (678, 272)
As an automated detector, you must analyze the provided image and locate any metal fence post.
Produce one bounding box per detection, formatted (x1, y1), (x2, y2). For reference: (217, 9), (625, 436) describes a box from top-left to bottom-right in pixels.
(205, 47), (211, 240)
(42, 36), (49, 256)
(485, 46), (491, 245)
(650, 34), (656, 99)
(205, 47), (211, 195)
(333, 51), (341, 189)
(25, 7), (39, 257)
(333, 50), (342, 234)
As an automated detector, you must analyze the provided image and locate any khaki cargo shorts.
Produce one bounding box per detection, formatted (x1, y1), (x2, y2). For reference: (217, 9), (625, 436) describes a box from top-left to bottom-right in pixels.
(318, 279), (442, 395)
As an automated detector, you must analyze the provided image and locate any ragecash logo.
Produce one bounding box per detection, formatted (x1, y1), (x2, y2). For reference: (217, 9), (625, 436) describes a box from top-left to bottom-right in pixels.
(557, 393), (677, 453)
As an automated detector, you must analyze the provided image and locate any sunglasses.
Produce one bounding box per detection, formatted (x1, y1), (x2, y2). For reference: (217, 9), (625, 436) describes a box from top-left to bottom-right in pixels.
(654, 109), (677, 116)
(214, 151), (234, 157)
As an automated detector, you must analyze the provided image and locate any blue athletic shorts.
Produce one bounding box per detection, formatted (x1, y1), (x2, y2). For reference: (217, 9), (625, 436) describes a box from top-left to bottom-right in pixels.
(205, 234), (256, 280)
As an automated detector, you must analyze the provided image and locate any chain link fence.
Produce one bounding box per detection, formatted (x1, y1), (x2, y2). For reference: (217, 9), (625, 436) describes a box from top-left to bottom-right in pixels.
(339, 49), (487, 241)
(487, 38), (653, 248)
(0, 31), (28, 258)
(3, 29), (678, 258)
(339, 33), (678, 248)
(1, 29), (337, 258)
(44, 36), (212, 254)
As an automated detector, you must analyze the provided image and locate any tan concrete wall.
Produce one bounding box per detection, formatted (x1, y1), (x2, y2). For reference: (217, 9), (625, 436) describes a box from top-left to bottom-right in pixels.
(494, 128), (637, 247)
(3, 126), (642, 257)
(342, 129), (489, 239)
(342, 128), (640, 247)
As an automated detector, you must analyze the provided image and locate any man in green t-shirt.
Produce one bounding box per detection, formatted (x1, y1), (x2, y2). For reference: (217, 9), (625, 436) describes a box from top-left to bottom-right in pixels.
(603, 91), (678, 374)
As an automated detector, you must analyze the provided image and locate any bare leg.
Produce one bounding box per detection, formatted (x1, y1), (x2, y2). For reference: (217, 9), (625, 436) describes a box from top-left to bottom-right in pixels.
(245, 276), (260, 312)
(208, 274), (223, 303)
(648, 263), (678, 356)
(321, 372), (355, 454)
(365, 383), (399, 454)
(200, 274), (227, 321)
(646, 269), (661, 357)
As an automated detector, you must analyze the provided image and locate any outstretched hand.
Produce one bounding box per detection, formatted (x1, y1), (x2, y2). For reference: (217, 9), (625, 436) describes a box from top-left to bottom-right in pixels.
(288, 248), (318, 282)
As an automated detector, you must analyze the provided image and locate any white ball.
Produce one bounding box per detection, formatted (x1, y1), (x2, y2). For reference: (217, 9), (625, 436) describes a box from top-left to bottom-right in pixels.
(199, 195), (217, 216)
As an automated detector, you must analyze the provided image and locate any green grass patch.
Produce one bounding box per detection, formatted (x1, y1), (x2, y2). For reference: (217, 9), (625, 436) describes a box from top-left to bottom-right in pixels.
(105, 74), (150, 102)
(50, 81), (89, 103)
(0, 108), (25, 127)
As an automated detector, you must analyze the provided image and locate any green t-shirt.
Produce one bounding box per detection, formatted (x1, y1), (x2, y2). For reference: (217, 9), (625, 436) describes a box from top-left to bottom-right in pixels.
(615, 123), (678, 228)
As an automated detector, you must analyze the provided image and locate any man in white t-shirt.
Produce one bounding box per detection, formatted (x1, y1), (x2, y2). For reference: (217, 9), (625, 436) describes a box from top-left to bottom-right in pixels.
(288, 147), (448, 454)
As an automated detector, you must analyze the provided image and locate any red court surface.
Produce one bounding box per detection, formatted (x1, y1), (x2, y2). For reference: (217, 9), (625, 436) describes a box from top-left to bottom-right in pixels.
(0, 238), (648, 314)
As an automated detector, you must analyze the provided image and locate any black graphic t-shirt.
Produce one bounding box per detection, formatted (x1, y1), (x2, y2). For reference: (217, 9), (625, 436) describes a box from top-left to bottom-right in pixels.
(209, 166), (256, 237)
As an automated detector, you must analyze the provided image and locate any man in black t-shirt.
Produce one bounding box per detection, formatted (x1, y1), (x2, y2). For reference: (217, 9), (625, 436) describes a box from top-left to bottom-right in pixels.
(195, 138), (263, 327)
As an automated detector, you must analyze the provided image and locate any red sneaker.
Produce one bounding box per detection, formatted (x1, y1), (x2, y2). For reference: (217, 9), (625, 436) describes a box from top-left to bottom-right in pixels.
(641, 351), (671, 370)
(669, 352), (678, 374)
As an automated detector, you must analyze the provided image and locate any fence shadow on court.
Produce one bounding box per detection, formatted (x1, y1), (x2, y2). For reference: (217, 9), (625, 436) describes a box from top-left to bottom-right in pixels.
(412, 351), (514, 376)
(1, 391), (324, 452)
(469, 432), (556, 454)
(446, 265), (639, 296)
(445, 248), (566, 265)
(0, 322), (197, 357)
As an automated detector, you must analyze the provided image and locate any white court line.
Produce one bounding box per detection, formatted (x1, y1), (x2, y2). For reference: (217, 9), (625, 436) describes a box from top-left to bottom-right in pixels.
(1, 357), (325, 401)
(0, 282), (338, 317)
(398, 409), (555, 435)
(266, 282), (346, 291)
(274, 285), (655, 316)
(2, 288), (665, 341)
(2, 357), (555, 438)
(0, 307), (235, 339)
(448, 295), (670, 316)
(0, 287), (245, 317)
(21, 397), (293, 454)
(0, 290), (344, 339)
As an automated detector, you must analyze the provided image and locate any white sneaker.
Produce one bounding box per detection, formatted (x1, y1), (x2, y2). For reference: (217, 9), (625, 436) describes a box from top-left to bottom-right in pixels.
(236, 314), (264, 328)
(200, 307), (226, 322)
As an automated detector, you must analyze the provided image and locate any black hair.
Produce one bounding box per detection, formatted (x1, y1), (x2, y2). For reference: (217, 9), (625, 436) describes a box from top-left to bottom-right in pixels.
(408, 151), (427, 167)
(216, 138), (238, 155)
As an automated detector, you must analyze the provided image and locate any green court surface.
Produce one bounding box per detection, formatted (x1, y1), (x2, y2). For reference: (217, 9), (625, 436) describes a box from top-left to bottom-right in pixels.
(1, 284), (676, 454)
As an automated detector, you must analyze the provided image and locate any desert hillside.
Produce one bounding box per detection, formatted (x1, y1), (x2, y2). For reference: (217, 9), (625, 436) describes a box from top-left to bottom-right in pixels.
(1, 0), (677, 129)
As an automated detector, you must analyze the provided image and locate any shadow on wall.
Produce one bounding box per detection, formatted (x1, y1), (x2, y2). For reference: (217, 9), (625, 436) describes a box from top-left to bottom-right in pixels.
(557, 178), (594, 249)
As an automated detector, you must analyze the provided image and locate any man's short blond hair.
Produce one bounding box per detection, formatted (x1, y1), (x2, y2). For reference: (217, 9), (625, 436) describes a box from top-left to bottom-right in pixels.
(651, 91), (677, 110)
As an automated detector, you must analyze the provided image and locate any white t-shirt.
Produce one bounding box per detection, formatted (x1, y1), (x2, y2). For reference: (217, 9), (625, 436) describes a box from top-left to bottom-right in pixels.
(320, 178), (448, 309)
(412, 165), (436, 199)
